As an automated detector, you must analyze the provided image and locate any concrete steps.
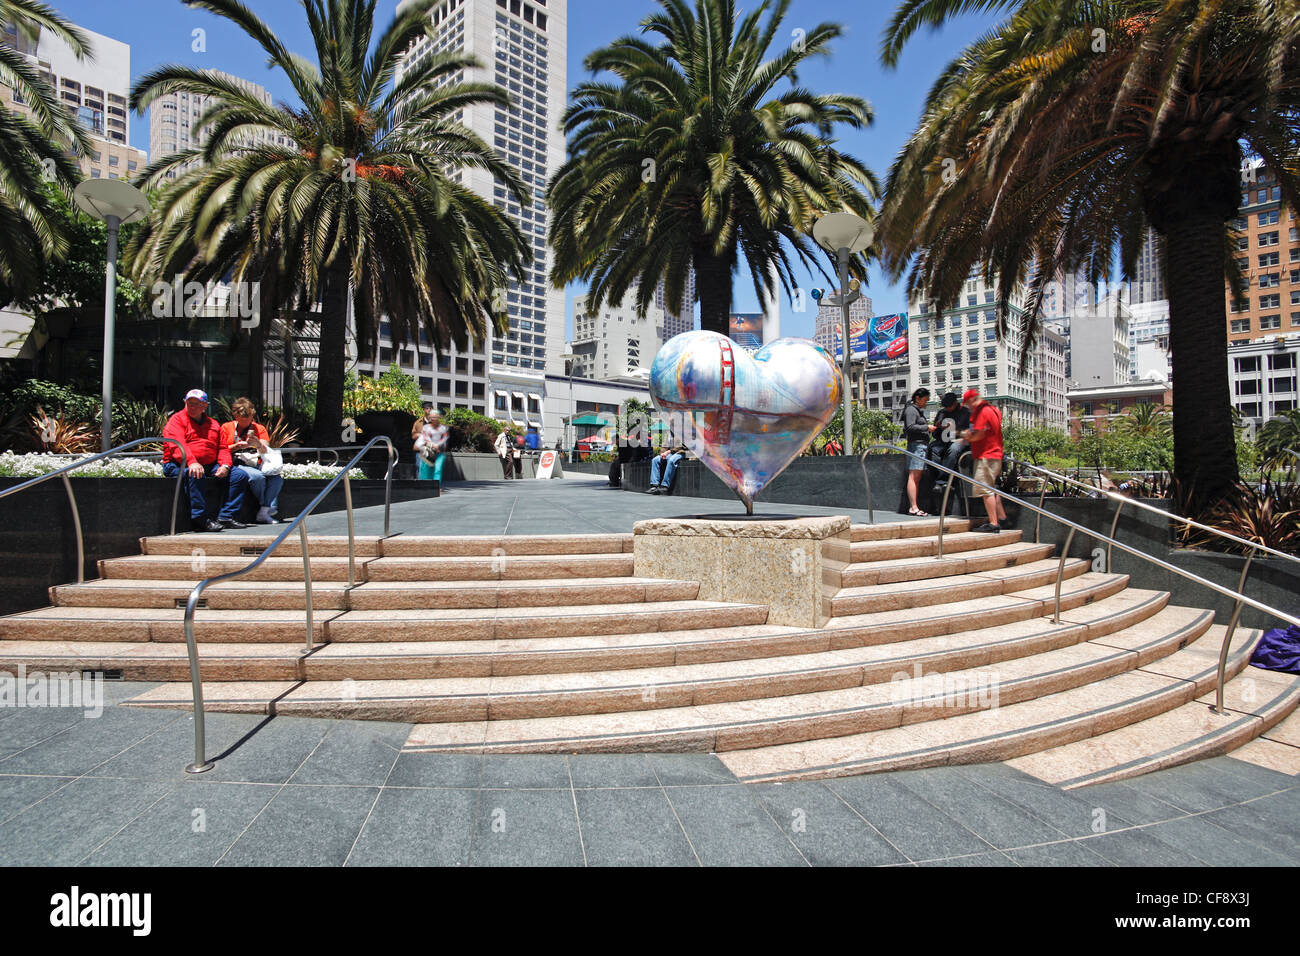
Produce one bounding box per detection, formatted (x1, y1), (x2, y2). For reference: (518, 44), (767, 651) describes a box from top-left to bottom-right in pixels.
(716, 625), (1265, 782)
(0, 519), (1288, 786)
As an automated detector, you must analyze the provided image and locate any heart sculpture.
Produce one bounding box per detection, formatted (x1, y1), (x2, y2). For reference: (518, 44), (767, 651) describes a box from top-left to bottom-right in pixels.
(649, 331), (843, 513)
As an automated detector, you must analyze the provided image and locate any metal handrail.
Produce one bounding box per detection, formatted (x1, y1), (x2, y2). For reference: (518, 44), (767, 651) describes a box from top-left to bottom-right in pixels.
(180, 436), (396, 774)
(0, 438), (189, 582)
(859, 443), (1300, 717)
(1011, 458), (1300, 572)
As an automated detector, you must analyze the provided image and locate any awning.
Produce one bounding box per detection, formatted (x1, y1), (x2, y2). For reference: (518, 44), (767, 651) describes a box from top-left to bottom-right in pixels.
(570, 414), (607, 426)
(494, 389), (509, 404)
(512, 391), (525, 404)
(527, 419), (540, 429)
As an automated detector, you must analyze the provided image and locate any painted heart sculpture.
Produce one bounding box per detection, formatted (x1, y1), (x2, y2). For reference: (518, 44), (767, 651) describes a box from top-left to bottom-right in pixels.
(649, 331), (842, 512)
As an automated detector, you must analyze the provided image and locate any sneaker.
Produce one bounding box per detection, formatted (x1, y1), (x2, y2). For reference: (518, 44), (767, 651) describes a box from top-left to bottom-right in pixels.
(973, 523), (1002, 533)
(255, 507), (274, 524)
(220, 518), (249, 530)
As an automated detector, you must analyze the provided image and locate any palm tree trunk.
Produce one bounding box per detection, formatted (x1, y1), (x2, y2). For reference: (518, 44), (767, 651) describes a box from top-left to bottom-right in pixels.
(311, 259), (350, 448)
(1160, 195), (1240, 511)
(693, 246), (733, 336)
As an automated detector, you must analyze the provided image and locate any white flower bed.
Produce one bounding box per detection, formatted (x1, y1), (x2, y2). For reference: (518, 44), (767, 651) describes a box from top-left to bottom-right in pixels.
(0, 451), (363, 480)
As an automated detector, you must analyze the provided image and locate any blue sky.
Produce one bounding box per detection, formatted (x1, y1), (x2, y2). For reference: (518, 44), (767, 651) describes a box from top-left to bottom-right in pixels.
(56, 0), (999, 341)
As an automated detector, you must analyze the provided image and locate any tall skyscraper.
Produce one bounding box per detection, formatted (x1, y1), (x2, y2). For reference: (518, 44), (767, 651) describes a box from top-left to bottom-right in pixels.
(571, 289), (664, 382)
(355, 0), (565, 427)
(149, 71), (281, 178)
(654, 272), (695, 341)
(0, 20), (146, 181)
(1131, 229), (1166, 304)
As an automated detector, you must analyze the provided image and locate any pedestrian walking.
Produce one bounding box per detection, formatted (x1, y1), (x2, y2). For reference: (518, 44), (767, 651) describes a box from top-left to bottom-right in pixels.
(961, 388), (1007, 532)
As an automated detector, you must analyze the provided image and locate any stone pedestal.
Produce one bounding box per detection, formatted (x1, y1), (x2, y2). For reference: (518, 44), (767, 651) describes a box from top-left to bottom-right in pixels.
(633, 515), (851, 628)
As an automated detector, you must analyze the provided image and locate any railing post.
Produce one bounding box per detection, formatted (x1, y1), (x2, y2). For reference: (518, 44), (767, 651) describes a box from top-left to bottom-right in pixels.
(300, 519), (314, 652)
(1053, 528), (1077, 624)
(183, 586), (213, 774)
(1215, 552), (1256, 716)
(384, 441), (395, 538)
(61, 473), (85, 584)
(1107, 497), (1125, 573)
(1036, 482), (1048, 545)
(343, 471), (356, 587)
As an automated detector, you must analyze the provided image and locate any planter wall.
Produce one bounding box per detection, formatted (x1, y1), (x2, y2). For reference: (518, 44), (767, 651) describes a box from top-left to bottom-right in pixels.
(439, 452), (564, 481)
(1013, 496), (1299, 632)
(622, 455), (909, 514)
(0, 476), (438, 616)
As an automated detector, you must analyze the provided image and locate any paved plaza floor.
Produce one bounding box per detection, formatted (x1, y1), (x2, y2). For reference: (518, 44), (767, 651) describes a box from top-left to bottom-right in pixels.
(2, 475), (1296, 866)
(0, 680), (1296, 866)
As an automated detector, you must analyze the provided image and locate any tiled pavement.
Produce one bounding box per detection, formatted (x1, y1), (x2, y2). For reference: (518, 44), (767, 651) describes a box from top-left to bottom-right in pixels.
(240, 471), (923, 539)
(1, 680), (1296, 866)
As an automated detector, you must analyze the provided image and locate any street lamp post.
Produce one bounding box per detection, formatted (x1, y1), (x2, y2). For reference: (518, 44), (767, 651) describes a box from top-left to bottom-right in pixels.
(813, 213), (873, 455)
(74, 180), (150, 452)
(563, 351), (577, 463)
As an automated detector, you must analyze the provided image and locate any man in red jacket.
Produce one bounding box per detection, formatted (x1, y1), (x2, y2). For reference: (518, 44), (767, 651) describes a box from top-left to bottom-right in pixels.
(162, 389), (250, 532)
(960, 388), (1007, 533)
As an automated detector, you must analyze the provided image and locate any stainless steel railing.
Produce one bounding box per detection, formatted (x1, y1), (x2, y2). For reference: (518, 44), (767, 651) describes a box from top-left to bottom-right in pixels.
(859, 443), (1300, 717)
(0, 438), (190, 581)
(180, 436), (396, 774)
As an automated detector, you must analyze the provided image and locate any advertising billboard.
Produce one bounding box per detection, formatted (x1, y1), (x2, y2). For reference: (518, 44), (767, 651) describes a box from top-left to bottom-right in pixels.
(834, 313), (909, 361)
(728, 313), (764, 351)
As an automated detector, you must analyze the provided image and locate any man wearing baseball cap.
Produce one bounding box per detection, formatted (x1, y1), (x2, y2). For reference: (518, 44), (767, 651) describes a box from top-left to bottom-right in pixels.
(960, 388), (1007, 532)
(161, 389), (251, 532)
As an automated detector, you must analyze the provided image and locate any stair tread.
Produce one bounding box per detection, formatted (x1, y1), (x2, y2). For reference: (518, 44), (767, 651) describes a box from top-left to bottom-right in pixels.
(1005, 665), (1300, 787)
(835, 558), (1086, 598)
(119, 604), (1205, 713)
(714, 625), (1259, 781)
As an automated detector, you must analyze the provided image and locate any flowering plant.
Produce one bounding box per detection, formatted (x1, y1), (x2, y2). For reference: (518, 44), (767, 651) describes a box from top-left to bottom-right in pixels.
(0, 452), (363, 480)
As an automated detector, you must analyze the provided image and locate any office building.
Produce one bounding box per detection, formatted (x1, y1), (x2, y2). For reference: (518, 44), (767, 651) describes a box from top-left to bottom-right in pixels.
(909, 273), (1041, 428)
(812, 290), (874, 352)
(1037, 325), (1068, 429)
(354, 0), (566, 434)
(570, 289), (664, 383)
(149, 71), (284, 178)
(1226, 164), (1300, 345)
(1066, 292), (1131, 388)
(0, 20), (147, 180)
(1229, 333), (1299, 429)
(654, 272), (695, 341)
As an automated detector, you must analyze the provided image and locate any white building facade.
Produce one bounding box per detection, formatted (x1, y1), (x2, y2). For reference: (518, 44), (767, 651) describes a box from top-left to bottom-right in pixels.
(909, 273), (1042, 428)
(149, 71), (283, 178)
(355, 0), (566, 435)
(570, 290), (665, 382)
(1229, 333), (1300, 429)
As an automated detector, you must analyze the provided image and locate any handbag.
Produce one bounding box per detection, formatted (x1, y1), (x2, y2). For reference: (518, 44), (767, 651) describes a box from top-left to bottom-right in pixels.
(260, 447), (283, 476)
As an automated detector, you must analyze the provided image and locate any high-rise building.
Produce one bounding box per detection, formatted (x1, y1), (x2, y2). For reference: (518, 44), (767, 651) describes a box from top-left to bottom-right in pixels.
(149, 71), (283, 178)
(570, 290), (664, 383)
(1127, 299), (1171, 382)
(812, 290), (874, 352)
(1131, 229), (1166, 304)
(909, 273), (1041, 428)
(1067, 292), (1131, 388)
(1229, 335), (1299, 429)
(355, 0), (565, 432)
(654, 272), (695, 341)
(0, 20), (146, 181)
(1226, 164), (1300, 345)
(1036, 325), (1068, 429)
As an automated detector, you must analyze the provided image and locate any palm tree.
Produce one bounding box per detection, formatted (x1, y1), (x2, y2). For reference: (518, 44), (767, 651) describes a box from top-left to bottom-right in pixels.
(1114, 402), (1172, 442)
(1258, 409), (1300, 474)
(548, 0), (879, 335)
(0, 0), (94, 304)
(876, 0), (1300, 510)
(127, 0), (531, 446)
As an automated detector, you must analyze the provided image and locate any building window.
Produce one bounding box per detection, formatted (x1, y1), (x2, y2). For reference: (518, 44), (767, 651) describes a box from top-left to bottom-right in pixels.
(1260, 294), (1281, 309)
(1259, 231), (1279, 247)
(1230, 318), (1251, 334)
(1260, 314), (1282, 330)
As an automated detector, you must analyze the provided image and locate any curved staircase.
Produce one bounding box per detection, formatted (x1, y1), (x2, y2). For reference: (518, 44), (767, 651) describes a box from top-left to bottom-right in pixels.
(1, 519), (1296, 786)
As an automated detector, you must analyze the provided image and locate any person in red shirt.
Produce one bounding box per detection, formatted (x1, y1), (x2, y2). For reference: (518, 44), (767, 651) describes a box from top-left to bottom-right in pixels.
(162, 389), (250, 532)
(960, 388), (1007, 532)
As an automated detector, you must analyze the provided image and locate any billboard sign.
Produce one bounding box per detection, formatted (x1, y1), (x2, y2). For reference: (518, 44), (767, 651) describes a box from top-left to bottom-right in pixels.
(729, 313), (764, 351)
(834, 313), (909, 361)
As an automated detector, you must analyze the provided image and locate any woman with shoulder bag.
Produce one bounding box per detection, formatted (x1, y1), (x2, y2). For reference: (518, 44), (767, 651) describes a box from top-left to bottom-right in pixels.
(220, 397), (286, 524)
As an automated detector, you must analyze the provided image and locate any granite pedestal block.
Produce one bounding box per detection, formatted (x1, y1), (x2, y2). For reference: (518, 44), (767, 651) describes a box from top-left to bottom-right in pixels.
(632, 515), (850, 628)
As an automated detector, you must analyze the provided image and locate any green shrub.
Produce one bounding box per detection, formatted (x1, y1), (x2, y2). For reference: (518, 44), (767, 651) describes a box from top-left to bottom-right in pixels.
(443, 408), (502, 453)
